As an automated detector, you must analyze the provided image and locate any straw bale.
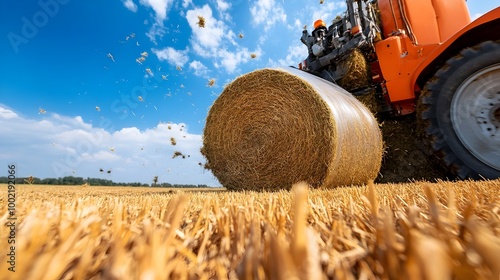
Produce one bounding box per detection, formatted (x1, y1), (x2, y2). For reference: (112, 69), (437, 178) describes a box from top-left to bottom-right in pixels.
(202, 68), (383, 191)
(337, 49), (370, 91)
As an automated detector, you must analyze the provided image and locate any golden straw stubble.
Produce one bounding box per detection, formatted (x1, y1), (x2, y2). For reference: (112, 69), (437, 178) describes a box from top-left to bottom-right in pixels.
(202, 68), (383, 190)
(0, 181), (498, 279)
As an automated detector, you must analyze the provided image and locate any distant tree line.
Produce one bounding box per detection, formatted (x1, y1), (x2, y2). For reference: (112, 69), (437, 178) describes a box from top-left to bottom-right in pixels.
(157, 183), (212, 189)
(0, 176), (212, 188)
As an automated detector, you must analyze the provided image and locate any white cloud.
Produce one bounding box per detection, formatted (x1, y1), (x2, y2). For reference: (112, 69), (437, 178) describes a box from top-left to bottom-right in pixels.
(152, 47), (189, 67)
(186, 5), (225, 50)
(250, 0), (287, 31)
(182, 0), (192, 8)
(185, 4), (259, 73)
(472, 13), (484, 20)
(216, 0), (231, 12)
(146, 22), (166, 45)
(218, 47), (262, 73)
(189, 60), (209, 77)
(122, 0), (138, 12)
(268, 43), (308, 67)
(0, 106), (219, 186)
(137, 0), (173, 44)
(0, 107), (19, 119)
(293, 18), (303, 30)
(216, 0), (232, 21)
(310, 1), (345, 27)
(139, 0), (172, 22)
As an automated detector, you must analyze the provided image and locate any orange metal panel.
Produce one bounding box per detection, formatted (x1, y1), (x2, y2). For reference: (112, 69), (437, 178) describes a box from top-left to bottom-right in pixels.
(410, 7), (500, 90)
(375, 34), (439, 102)
(375, 1), (499, 105)
(432, 0), (471, 42)
(401, 0), (440, 44)
(374, 1), (498, 106)
(377, 0), (406, 38)
(374, 36), (403, 81)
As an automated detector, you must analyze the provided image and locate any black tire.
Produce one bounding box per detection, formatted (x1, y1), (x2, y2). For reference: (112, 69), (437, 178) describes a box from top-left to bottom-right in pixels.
(419, 40), (500, 179)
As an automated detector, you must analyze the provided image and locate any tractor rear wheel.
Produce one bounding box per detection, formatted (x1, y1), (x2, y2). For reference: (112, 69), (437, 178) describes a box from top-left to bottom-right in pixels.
(419, 40), (500, 179)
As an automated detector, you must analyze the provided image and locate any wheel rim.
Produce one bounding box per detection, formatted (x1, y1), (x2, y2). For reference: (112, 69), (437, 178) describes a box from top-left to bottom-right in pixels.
(451, 63), (500, 171)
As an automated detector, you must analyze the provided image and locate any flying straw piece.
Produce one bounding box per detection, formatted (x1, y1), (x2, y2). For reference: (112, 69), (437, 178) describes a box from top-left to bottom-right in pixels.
(208, 79), (215, 87)
(141, 51), (148, 57)
(176, 65), (182, 71)
(109, 147), (115, 152)
(162, 75), (168, 80)
(138, 96), (144, 102)
(172, 151), (183, 159)
(24, 176), (34, 185)
(250, 53), (257, 59)
(145, 68), (153, 76)
(38, 107), (46, 114)
(107, 53), (115, 62)
(197, 16), (205, 28)
(239, 33), (244, 39)
(95, 106), (100, 112)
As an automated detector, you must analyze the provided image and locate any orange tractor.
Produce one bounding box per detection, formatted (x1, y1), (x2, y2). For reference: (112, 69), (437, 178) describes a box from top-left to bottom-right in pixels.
(297, 0), (500, 179)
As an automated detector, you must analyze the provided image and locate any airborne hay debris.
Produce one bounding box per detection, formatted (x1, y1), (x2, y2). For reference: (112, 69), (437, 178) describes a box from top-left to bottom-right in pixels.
(24, 176), (34, 185)
(172, 151), (183, 159)
(197, 16), (205, 28)
(202, 68), (383, 191)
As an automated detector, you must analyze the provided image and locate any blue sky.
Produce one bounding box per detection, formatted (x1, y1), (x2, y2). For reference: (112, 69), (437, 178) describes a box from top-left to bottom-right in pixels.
(0, 0), (498, 186)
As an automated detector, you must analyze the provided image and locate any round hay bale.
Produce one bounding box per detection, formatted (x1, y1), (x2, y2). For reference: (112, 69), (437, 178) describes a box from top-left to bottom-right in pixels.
(337, 49), (370, 91)
(202, 67), (383, 191)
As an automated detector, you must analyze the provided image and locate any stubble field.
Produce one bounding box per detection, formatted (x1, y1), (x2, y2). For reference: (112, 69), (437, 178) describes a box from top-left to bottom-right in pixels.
(0, 180), (499, 280)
